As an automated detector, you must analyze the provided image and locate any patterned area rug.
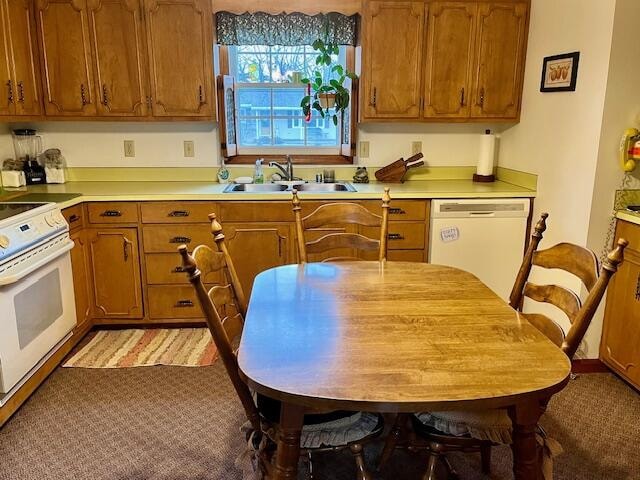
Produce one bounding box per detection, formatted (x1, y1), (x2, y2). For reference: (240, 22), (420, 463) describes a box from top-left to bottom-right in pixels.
(63, 328), (217, 368)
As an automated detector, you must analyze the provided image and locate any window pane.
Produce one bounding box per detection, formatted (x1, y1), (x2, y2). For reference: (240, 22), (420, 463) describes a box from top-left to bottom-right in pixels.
(273, 88), (305, 117)
(273, 118), (305, 146)
(236, 53), (271, 82)
(237, 88), (271, 117)
(271, 54), (305, 82)
(238, 118), (272, 146)
(307, 112), (339, 146)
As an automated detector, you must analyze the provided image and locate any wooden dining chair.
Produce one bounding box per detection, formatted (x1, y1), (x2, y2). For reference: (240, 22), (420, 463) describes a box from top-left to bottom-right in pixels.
(178, 213), (383, 480)
(408, 214), (628, 480)
(292, 187), (391, 262)
(378, 213), (628, 478)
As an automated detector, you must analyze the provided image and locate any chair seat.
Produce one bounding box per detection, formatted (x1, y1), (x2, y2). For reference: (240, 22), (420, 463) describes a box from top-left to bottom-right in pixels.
(257, 394), (383, 449)
(415, 409), (513, 445)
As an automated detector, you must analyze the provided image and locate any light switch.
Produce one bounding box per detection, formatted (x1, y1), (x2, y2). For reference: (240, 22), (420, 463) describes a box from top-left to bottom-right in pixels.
(124, 140), (135, 157)
(359, 141), (370, 158)
(184, 140), (195, 157)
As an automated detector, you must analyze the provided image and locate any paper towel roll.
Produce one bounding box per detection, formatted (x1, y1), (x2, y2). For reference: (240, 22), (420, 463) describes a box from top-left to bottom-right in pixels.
(477, 132), (496, 176)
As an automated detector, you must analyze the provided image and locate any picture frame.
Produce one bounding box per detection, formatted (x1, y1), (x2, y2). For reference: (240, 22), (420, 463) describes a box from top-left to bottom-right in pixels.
(540, 52), (580, 92)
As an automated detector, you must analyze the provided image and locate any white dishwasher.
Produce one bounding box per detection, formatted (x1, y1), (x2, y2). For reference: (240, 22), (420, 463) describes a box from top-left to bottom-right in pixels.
(429, 199), (530, 301)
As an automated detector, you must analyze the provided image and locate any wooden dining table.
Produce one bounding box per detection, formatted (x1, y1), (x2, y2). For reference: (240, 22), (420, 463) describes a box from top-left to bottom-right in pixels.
(238, 261), (572, 480)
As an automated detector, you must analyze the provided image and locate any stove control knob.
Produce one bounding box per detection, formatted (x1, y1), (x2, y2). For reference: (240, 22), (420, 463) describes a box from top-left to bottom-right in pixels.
(0, 235), (9, 250)
(45, 213), (56, 227)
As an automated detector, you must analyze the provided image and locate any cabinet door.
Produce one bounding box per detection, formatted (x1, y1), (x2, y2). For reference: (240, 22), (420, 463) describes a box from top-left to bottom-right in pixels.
(361, 1), (424, 119)
(144, 0), (213, 117)
(0, 1), (15, 115)
(423, 2), (476, 118)
(69, 229), (92, 328)
(87, 228), (144, 318)
(4, 0), (42, 115)
(601, 246), (640, 388)
(36, 0), (96, 115)
(470, 2), (528, 119)
(87, 0), (147, 116)
(223, 223), (291, 295)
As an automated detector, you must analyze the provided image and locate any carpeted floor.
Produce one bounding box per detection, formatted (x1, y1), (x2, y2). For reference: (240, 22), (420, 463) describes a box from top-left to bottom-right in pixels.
(0, 364), (638, 480)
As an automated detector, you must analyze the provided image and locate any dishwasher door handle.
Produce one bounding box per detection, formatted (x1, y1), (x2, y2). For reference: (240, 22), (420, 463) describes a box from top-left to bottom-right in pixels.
(468, 211), (496, 216)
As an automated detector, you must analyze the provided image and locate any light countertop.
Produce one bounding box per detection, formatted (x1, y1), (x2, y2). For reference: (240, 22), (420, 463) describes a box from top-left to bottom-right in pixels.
(1, 179), (536, 209)
(616, 210), (640, 226)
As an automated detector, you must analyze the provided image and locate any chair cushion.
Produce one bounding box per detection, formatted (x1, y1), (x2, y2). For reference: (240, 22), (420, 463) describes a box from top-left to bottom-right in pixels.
(256, 393), (354, 425)
(415, 409), (513, 444)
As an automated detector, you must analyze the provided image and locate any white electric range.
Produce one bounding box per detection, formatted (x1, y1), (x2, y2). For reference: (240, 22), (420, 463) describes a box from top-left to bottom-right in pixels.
(0, 202), (76, 405)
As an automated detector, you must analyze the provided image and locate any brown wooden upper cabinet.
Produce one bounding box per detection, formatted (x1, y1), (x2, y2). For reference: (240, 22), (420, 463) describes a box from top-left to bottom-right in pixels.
(361, 1), (425, 120)
(361, 0), (529, 121)
(0, 0), (43, 116)
(87, 0), (148, 116)
(144, 0), (213, 117)
(470, 2), (528, 118)
(36, 0), (96, 116)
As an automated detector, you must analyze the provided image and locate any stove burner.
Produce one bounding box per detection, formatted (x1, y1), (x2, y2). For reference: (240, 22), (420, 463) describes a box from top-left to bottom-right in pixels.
(0, 203), (49, 222)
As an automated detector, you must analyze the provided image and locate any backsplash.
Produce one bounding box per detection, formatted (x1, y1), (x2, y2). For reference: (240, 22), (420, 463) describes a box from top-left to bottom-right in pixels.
(0, 122), (507, 169)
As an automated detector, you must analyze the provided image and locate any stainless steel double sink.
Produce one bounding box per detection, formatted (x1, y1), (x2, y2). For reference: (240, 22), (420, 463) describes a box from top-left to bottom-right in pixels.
(223, 182), (357, 193)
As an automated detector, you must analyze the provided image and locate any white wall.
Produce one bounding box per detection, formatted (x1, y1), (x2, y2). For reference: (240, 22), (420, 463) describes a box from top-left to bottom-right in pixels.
(499, 0), (619, 358)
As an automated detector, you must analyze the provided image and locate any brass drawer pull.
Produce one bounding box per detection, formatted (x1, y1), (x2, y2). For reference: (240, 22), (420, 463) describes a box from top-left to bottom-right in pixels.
(388, 233), (405, 240)
(80, 83), (88, 106)
(17, 81), (24, 103)
(68, 214), (80, 223)
(168, 210), (189, 217)
(102, 84), (109, 106)
(170, 236), (191, 244)
(635, 273), (640, 301)
(175, 299), (194, 307)
(172, 266), (185, 273)
(389, 208), (406, 215)
(6, 80), (13, 103)
(100, 210), (122, 217)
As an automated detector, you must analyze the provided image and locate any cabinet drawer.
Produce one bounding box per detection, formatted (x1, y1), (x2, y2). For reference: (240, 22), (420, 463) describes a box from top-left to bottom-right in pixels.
(62, 204), (84, 230)
(142, 225), (212, 253)
(148, 285), (204, 319)
(362, 200), (427, 221)
(87, 202), (139, 224)
(361, 222), (426, 250)
(145, 253), (223, 285)
(140, 202), (216, 224)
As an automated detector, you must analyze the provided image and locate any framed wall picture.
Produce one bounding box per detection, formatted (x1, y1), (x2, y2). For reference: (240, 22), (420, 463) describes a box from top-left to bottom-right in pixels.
(540, 52), (580, 92)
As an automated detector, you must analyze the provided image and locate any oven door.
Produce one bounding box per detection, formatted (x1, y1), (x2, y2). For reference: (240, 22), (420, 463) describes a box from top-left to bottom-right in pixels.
(0, 240), (77, 394)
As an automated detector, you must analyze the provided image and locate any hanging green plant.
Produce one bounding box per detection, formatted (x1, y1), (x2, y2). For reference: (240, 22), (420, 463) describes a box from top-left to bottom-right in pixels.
(300, 38), (358, 126)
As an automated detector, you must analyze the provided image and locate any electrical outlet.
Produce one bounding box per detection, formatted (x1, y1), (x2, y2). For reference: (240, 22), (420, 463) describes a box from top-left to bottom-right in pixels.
(359, 141), (370, 158)
(124, 140), (135, 157)
(411, 141), (422, 155)
(183, 140), (195, 157)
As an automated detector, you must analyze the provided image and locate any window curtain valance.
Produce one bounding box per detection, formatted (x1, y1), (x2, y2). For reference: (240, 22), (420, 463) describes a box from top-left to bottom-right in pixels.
(216, 11), (358, 46)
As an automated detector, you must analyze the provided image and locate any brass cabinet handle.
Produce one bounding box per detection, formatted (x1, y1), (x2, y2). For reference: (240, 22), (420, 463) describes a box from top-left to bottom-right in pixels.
(460, 87), (465, 107)
(198, 85), (204, 105)
(102, 84), (108, 106)
(172, 266), (185, 273)
(478, 87), (485, 108)
(170, 236), (191, 244)
(6, 80), (13, 103)
(17, 81), (24, 103)
(389, 208), (406, 215)
(68, 214), (80, 223)
(175, 299), (194, 307)
(388, 233), (405, 240)
(80, 84), (88, 105)
(100, 210), (122, 217)
(168, 210), (189, 217)
(635, 272), (640, 301)
(370, 86), (377, 107)
(146, 95), (152, 108)
(123, 237), (132, 261)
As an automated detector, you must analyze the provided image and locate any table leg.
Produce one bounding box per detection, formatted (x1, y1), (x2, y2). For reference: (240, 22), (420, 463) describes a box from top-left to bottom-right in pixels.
(509, 400), (543, 480)
(273, 402), (304, 480)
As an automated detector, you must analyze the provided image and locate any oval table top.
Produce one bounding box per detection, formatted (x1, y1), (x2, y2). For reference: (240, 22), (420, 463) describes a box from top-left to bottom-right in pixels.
(238, 262), (571, 412)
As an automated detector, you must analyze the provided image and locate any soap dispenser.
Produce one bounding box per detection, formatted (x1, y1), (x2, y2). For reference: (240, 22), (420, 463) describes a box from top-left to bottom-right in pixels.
(254, 158), (264, 184)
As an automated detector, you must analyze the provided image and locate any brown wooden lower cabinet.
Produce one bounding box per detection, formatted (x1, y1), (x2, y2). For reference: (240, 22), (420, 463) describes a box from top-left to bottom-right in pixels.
(87, 227), (144, 319)
(64, 199), (431, 327)
(69, 228), (92, 328)
(600, 219), (640, 389)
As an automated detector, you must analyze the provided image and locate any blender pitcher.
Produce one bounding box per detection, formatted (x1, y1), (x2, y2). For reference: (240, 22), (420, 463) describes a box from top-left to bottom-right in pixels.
(12, 129), (43, 162)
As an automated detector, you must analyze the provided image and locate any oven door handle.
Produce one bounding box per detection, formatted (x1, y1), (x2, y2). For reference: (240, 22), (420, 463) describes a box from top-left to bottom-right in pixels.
(0, 241), (74, 287)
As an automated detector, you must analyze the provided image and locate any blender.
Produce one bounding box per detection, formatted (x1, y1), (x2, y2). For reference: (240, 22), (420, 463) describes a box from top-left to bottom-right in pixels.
(12, 129), (45, 184)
